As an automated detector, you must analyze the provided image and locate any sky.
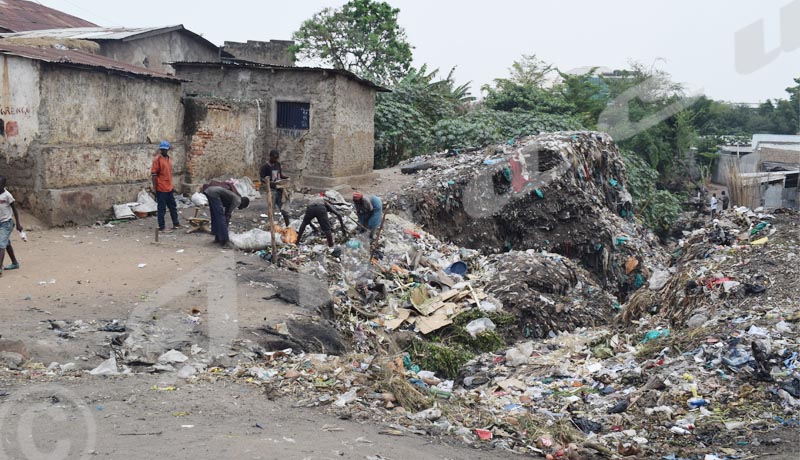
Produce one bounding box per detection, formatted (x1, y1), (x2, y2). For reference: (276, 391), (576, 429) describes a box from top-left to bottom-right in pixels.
(36, 0), (800, 103)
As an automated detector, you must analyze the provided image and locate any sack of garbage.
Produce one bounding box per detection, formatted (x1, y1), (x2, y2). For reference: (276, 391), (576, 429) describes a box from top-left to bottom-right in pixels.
(229, 229), (282, 251)
(113, 204), (136, 220)
(232, 177), (260, 199)
(132, 190), (158, 214)
(191, 192), (208, 207)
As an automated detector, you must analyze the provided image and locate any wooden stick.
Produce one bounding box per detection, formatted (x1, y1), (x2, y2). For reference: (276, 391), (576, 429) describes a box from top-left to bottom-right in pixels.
(154, 227), (159, 242)
(369, 205), (388, 260)
(265, 178), (278, 264)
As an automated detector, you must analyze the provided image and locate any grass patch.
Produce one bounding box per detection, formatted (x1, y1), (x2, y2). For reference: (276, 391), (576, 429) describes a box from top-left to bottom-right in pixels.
(410, 340), (474, 379)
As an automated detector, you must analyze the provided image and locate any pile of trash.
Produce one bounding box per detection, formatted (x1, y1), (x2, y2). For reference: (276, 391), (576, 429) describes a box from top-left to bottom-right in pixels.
(392, 131), (663, 298)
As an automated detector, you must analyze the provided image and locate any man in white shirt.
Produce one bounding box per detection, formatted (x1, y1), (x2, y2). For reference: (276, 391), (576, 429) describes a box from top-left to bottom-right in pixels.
(0, 176), (23, 276)
(710, 193), (718, 219)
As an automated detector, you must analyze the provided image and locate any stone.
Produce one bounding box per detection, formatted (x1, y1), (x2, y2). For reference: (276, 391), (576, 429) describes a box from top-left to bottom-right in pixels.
(0, 351), (24, 369)
(0, 339), (29, 360)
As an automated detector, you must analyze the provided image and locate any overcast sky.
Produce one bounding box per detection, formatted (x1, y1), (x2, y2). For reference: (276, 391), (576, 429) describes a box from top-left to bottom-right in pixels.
(37, 0), (799, 102)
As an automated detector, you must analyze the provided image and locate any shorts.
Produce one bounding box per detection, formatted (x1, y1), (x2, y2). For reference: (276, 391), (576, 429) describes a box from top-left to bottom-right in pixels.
(0, 219), (13, 249)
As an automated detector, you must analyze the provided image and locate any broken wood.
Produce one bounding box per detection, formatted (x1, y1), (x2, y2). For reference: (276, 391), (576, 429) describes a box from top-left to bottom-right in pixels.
(265, 178), (278, 264)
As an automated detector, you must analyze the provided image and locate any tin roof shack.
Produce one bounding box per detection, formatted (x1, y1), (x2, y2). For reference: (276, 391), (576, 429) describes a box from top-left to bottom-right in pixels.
(1, 26), (220, 74)
(174, 60), (388, 190)
(0, 44), (185, 226)
(0, 0), (96, 33)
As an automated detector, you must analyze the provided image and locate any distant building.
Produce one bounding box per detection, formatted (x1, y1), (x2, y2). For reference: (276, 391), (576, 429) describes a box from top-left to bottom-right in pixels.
(0, 25), (220, 74)
(173, 59), (388, 190)
(713, 134), (799, 209)
(0, 44), (185, 225)
(0, 0), (96, 33)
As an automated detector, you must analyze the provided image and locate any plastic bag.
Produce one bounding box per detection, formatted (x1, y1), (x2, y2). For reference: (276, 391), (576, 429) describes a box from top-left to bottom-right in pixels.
(132, 190), (158, 214)
(466, 317), (496, 338)
(191, 192), (208, 207)
(229, 229), (281, 251)
(113, 204), (136, 220)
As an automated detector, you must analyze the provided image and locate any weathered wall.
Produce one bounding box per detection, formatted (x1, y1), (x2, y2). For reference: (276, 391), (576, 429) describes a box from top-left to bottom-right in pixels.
(178, 65), (376, 188)
(2, 61), (185, 225)
(183, 98), (258, 187)
(99, 31), (219, 74)
(331, 75), (375, 178)
(223, 40), (294, 66)
(0, 55), (40, 192)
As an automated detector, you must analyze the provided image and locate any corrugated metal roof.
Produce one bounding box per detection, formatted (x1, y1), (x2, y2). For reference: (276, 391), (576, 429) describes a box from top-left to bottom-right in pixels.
(0, 0), (96, 32)
(0, 43), (184, 82)
(172, 59), (391, 92)
(752, 134), (800, 150)
(0, 25), (218, 50)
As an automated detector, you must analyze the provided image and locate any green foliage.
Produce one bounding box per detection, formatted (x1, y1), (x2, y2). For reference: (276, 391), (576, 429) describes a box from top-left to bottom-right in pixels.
(374, 65), (475, 168)
(555, 69), (608, 128)
(410, 341), (473, 379)
(622, 151), (683, 236)
(430, 108), (581, 150)
(291, 0), (412, 85)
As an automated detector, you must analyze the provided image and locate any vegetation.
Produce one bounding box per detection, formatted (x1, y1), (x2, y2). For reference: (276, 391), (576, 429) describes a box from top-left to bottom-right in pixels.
(291, 0), (412, 85)
(294, 1), (798, 233)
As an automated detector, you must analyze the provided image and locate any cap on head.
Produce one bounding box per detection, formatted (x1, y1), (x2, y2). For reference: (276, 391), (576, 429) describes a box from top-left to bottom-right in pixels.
(238, 197), (250, 210)
(159, 140), (171, 150)
(353, 192), (363, 201)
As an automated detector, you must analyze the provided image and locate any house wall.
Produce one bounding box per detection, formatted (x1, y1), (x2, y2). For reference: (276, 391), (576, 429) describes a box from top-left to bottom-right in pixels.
(713, 152), (760, 185)
(183, 97), (258, 187)
(0, 55), (40, 190)
(98, 31), (219, 74)
(2, 61), (185, 225)
(223, 40), (294, 66)
(178, 65), (377, 189)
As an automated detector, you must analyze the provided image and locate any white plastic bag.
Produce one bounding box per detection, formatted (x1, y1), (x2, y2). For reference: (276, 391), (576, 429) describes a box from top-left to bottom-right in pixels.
(113, 204), (136, 220)
(132, 190), (158, 214)
(229, 229), (282, 251)
(191, 192), (208, 207)
(466, 317), (496, 338)
(232, 177), (260, 199)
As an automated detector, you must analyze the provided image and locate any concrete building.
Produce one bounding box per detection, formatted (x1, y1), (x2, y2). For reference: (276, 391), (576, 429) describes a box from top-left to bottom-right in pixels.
(0, 43), (185, 225)
(0, 25), (220, 74)
(222, 40), (295, 66)
(173, 60), (388, 190)
(713, 135), (800, 209)
(0, 0), (96, 33)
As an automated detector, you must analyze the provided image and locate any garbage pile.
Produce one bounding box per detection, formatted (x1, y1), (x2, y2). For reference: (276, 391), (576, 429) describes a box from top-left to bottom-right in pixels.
(392, 131), (662, 298)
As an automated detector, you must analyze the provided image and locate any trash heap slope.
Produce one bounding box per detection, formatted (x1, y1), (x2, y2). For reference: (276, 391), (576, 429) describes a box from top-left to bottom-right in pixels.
(393, 131), (659, 296)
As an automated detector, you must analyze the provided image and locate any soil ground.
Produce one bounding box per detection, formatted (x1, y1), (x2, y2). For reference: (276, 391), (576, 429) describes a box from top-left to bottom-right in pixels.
(0, 184), (510, 460)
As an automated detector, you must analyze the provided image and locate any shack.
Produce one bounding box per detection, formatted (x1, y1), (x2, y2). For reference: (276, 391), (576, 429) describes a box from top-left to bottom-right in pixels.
(0, 25), (220, 74)
(173, 60), (389, 190)
(0, 44), (185, 225)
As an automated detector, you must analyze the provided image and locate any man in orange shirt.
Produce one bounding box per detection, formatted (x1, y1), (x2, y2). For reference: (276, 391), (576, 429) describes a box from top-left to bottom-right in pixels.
(151, 141), (181, 231)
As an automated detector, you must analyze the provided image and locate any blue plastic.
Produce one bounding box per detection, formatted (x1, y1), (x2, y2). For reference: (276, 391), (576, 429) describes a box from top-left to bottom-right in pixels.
(445, 261), (468, 276)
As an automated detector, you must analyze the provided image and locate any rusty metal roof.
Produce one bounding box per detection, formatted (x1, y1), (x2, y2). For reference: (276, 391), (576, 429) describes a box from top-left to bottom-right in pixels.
(0, 0), (96, 32)
(0, 25), (219, 51)
(0, 43), (184, 82)
(172, 59), (390, 92)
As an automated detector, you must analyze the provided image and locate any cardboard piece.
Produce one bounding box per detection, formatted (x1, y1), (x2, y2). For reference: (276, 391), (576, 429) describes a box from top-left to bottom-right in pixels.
(416, 313), (452, 335)
(384, 308), (412, 330)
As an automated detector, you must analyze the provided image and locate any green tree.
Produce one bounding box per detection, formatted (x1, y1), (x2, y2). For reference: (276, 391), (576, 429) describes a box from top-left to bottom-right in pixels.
(291, 0), (413, 85)
(555, 68), (608, 128)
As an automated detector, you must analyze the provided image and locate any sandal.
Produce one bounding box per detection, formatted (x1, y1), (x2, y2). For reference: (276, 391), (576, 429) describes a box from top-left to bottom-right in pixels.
(4, 262), (19, 270)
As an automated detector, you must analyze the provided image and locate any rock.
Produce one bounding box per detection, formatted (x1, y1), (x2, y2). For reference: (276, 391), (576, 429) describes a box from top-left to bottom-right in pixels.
(177, 365), (197, 379)
(401, 161), (434, 174)
(284, 369), (301, 380)
(648, 270), (670, 290)
(60, 362), (78, 372)
(0, 351), (24, 369)
(158, 349), (189, 364)
(0, 339), (29, 360)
